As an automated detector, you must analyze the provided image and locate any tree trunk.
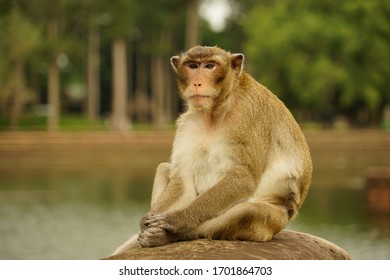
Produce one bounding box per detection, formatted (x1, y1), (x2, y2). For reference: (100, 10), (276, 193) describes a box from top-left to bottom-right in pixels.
(47, 15), (60, 132)
(151, 30), (173, 129)
(48, 60), (60, 132)
(151, 31), (175, 128)
(164, 59), (174, 123)
(185, 0), (200, 49)
(111, 37), (131, 131)
(151, 51), (165, 129)
(162, 29), (174, 124)
(10, 59), (25, 130)
(86, 24), (101, 124)
(134, 54), (150, 123)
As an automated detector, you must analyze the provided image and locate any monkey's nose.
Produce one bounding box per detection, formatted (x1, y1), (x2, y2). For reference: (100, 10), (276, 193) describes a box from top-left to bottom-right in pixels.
(194, 83), (202, 87)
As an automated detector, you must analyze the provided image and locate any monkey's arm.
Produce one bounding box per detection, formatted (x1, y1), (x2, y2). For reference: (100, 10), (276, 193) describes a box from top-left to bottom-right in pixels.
(139, 165), (257, 246)
(175, 166), (257, 226)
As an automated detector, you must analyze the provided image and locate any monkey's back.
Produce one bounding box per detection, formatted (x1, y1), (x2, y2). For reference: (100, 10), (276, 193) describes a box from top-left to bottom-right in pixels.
(228, 72), (312, 205)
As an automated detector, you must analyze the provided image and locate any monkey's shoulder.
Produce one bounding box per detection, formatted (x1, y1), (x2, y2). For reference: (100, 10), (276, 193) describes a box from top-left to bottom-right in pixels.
(233, 73), (302, 133)
(232, 74), (282, 117)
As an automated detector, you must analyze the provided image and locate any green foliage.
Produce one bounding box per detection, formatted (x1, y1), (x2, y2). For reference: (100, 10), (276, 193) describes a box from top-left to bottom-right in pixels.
(0, 4), (42, 118)
(4, 7), (41, 61)
(243, 0), (390, 124)
(0, 0), (388, 128)
(0, 4), (41, 72)
(101, 0), (136, 38)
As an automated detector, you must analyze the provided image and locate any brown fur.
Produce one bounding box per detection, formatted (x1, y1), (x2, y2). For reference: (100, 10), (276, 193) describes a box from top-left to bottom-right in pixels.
(112, 46), (312, 254)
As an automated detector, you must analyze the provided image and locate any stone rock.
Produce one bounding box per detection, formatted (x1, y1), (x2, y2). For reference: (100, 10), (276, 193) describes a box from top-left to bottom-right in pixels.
(104, 230), (350, 260)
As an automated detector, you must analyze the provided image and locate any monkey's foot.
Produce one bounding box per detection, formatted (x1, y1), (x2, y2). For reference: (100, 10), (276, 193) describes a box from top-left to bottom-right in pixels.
(139, 213), (178, 247)
(138, 226), (172, 247)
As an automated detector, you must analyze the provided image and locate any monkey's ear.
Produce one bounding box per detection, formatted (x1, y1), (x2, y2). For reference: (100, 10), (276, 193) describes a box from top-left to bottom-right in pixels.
(170, 56), (180, 73)
(231, 53), (244, 75)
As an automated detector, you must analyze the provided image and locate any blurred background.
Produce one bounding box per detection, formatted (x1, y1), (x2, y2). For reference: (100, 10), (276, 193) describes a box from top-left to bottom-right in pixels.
(0, 0), (389, 259)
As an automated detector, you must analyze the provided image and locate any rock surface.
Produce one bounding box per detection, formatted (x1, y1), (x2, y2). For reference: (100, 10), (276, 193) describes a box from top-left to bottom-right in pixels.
(104, 230), (351, 260)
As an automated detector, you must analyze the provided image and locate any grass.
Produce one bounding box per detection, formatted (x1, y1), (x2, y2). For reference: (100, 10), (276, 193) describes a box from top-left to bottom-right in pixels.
(0, 114), (176, 132)
(0, 114), (105, 131)
(1, 112), (384, 132)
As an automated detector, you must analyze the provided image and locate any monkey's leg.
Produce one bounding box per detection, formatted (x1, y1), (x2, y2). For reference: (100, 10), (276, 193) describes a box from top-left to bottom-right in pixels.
(139, 171), (199, 247)
(150, 162), (171, 207)
(191, 201), (289, 242)
(112, 163), (171, 255)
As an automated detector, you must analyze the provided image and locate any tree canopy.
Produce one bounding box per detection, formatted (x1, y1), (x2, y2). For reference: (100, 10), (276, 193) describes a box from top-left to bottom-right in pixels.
(0, 0), (388, 130)
(243, 0), (390, 125)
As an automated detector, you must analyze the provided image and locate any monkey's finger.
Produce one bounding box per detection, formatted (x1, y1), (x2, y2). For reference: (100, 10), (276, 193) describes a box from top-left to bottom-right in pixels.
(140, 212), (159, 228)
(143, 214), (168, 227)
(145, 218), (180, 233)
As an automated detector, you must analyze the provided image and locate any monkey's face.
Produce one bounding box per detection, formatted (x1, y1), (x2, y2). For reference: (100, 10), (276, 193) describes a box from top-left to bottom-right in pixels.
(171, 46), (244, 112)
(173, 56), (227, 111)
(181, 59), (225, 110)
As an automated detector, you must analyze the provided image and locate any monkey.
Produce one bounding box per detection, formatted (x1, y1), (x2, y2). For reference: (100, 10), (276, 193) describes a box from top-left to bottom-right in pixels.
(112, 46), (312, 254)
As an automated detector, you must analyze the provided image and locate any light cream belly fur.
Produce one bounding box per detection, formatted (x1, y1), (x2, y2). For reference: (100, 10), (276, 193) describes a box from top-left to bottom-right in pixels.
(169, 118), (233, 210)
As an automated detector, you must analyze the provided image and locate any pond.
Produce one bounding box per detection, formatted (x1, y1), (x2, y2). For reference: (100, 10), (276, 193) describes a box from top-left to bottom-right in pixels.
(0, 131), (389, 260)
(1, 167), (389, 260)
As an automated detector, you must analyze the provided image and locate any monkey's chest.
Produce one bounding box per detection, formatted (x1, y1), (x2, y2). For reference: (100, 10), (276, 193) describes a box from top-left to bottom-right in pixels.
(173, 136), (232, 195)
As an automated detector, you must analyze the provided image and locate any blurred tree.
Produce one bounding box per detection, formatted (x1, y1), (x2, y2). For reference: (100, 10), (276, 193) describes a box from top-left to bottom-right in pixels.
(201, 0), (249, 51)
(243, 0), (390, 125)
(84, 0), (103, 124)
(133, 49), (150, 124)
(0, 5), (41, 129)
(102, 0), (136, 131)
(3, 0), (85, 130)
(186, 0), (201, 49)
(151, 31), (171, 128)
(0, 0), (207, 130)
(133, 0), (187, 128)
(46, 0), (63, 131)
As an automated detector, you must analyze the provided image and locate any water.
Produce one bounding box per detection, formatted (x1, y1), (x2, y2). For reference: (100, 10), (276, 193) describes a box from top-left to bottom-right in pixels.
(0, 136), (389, 259)
(288, 186), (390, 259)
(0, 168), (152, 259)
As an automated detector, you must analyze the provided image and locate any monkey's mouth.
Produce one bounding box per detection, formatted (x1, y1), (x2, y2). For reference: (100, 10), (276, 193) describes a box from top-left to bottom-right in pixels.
(189, 95), (211, 99)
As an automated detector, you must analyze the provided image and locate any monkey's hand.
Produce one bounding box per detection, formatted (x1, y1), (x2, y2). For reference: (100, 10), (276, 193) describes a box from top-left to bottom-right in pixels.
(138, 212), (177, 247)
(139, 211), (195, 247)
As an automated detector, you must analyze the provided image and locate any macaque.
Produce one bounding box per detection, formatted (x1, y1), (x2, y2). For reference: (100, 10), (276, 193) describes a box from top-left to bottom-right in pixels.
(113, 46), (312, 254)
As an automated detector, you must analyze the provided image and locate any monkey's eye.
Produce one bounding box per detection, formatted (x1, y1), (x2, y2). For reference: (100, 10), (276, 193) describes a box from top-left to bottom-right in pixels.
(188, 63), (198, 69)
(205, 63), (215, 69)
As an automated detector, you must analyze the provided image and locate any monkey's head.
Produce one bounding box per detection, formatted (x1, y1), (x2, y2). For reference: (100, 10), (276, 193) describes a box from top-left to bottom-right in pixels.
(170, 46), (244, 112)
